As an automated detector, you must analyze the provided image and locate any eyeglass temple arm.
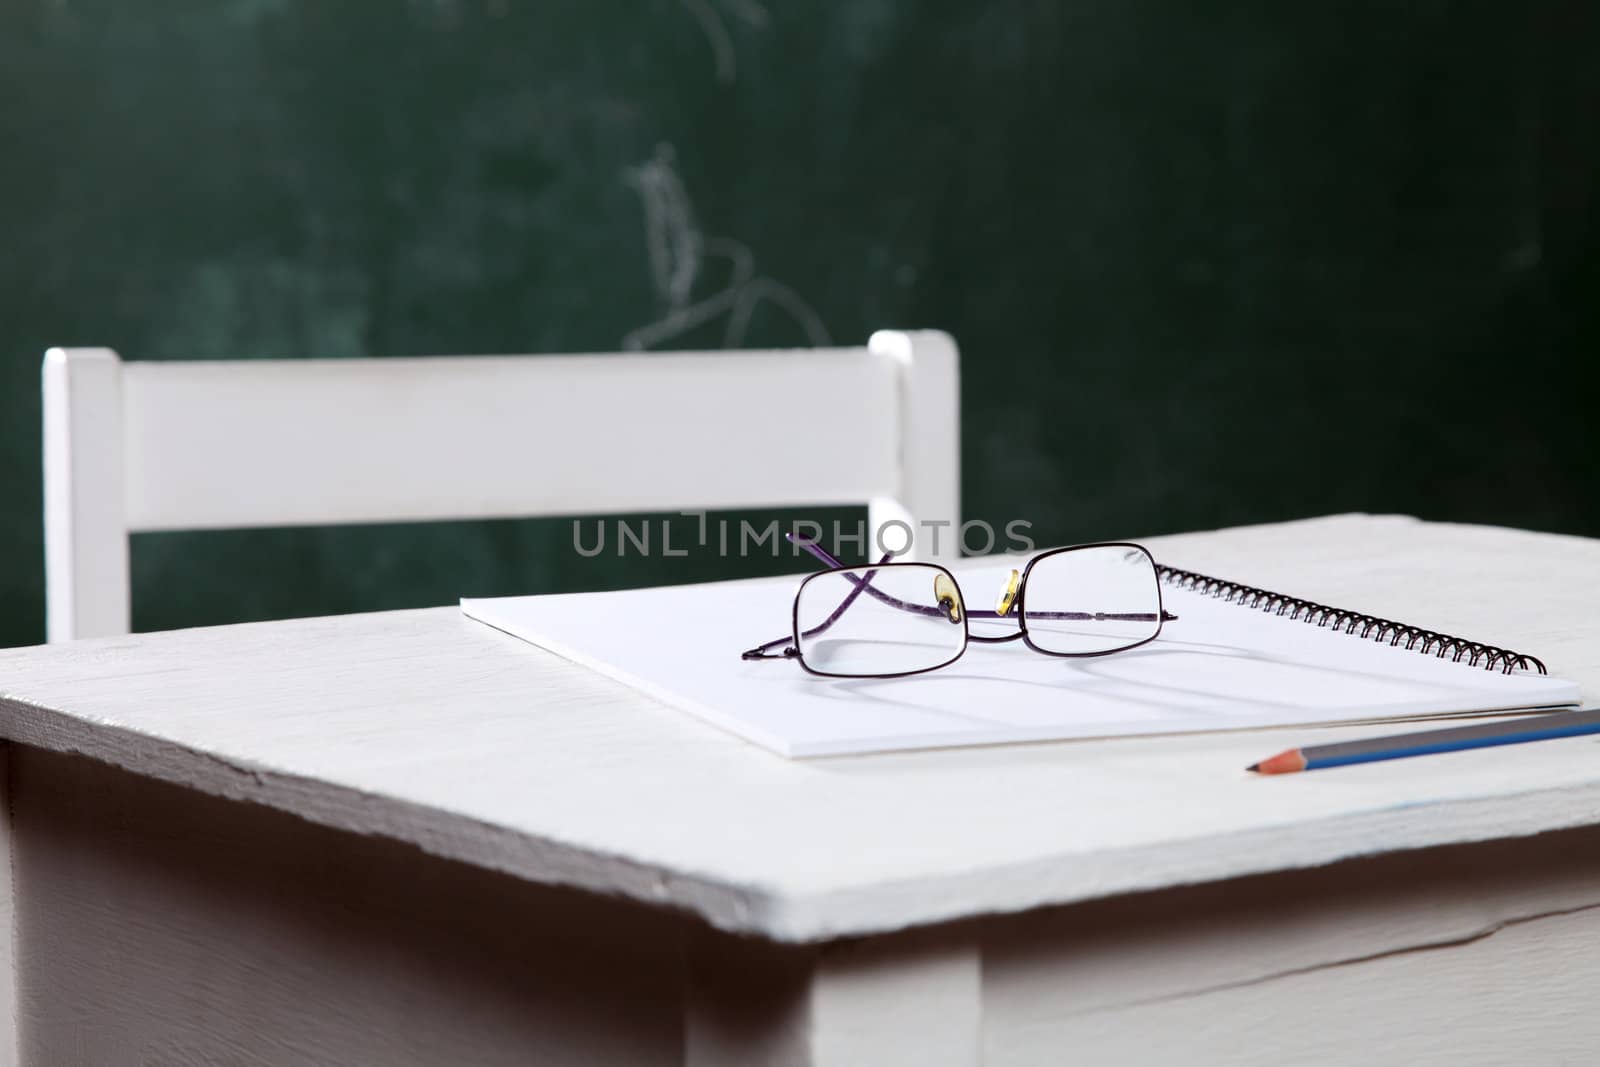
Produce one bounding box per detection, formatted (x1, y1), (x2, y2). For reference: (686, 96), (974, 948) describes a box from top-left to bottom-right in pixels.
(790, 537), (958, 626)
(743, 537), (936, 660)
(745, 558), (916, 662)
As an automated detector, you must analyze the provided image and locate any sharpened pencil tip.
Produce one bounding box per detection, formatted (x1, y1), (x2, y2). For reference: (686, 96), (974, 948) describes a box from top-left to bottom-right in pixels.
(1246, 762), (1261, 773)
(1253, 749), (1309, 775)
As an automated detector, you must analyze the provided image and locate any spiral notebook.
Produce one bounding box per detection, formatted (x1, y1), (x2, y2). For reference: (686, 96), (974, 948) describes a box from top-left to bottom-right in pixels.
(462, 562), (1579, 758)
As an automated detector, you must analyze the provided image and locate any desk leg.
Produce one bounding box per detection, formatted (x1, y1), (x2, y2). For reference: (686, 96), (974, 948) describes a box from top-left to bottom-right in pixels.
(688, 929), (980, 1067)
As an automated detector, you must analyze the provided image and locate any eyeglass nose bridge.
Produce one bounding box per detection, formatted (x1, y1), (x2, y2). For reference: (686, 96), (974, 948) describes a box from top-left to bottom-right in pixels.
(995, 569), (1021, 617)
(933, 572), (963, 624)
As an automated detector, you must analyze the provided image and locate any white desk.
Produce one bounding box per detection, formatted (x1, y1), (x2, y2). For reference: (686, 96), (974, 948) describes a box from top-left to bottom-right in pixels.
(2, 514), (1598, 1065)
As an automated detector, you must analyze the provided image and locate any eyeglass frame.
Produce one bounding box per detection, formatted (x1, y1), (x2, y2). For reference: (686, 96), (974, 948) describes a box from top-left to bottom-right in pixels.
(742, 536), (1179, 679)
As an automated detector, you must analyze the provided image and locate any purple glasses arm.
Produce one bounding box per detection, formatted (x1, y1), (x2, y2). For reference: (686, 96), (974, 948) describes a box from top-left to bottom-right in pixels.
(742, 539), (948, 660)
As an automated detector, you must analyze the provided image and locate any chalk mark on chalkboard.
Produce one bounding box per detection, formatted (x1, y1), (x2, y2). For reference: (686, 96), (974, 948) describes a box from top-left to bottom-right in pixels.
(623, 145), (829, 351)
(680, 0), (768, 84)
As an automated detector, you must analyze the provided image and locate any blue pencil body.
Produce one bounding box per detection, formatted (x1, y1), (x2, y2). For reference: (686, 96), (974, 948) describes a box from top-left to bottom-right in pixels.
(1307, 719), (1600, 770)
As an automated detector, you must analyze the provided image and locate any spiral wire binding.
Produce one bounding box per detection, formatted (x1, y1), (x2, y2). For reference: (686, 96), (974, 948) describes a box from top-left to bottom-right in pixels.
(1154, 565), (1547, 676)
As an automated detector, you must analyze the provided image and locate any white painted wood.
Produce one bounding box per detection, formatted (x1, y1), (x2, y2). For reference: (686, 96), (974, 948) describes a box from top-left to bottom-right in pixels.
(980, 825), (1600, 1063)
(807, 935), (979, 1066)
(11, 746), (686, 1066)
(42, 333), (962, 639)
(119, 348), (901, 531)
(986, 888), (1600, 1065)
(868, 329), (960, 562)
(42, 347), (130, 641)
(18, 750), (1600, 1066)
(686, 929), (978, 1066)
(2, 515), (1598, 944)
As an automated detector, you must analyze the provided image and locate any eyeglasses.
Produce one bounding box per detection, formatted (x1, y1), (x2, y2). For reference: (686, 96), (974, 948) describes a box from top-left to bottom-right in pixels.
(742, 537), (1179, 678)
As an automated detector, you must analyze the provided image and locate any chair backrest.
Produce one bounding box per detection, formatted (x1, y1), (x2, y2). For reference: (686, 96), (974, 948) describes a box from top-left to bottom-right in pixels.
(43, 330), (960, 641)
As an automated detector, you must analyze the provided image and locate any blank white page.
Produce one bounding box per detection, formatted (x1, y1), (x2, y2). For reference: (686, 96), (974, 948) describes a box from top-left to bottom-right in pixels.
(462, 562), (1580, 758)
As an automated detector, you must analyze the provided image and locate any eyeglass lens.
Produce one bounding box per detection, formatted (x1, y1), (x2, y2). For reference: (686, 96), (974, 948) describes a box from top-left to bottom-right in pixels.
(794, 564), (967, 677)
(1021, 546), (1162, 654)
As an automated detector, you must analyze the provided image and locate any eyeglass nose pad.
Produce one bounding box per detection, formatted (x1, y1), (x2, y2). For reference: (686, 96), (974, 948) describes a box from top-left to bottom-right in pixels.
(995, 569), (1021, 617)
(933, 573), (963, 624)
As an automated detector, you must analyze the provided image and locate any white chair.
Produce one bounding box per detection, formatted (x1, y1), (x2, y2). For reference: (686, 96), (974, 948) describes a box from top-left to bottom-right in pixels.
(43, 331), (960, 641)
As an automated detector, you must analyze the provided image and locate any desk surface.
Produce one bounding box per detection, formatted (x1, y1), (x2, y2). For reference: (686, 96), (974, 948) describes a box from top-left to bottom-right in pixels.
(2, 514), (1597, 943)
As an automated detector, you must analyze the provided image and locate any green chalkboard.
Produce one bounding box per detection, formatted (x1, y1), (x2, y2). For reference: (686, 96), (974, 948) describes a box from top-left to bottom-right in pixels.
(2, 1), (1597, 648)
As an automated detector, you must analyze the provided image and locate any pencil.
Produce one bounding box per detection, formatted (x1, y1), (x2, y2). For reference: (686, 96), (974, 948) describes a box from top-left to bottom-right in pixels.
(1248, 707), (1600, 775)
